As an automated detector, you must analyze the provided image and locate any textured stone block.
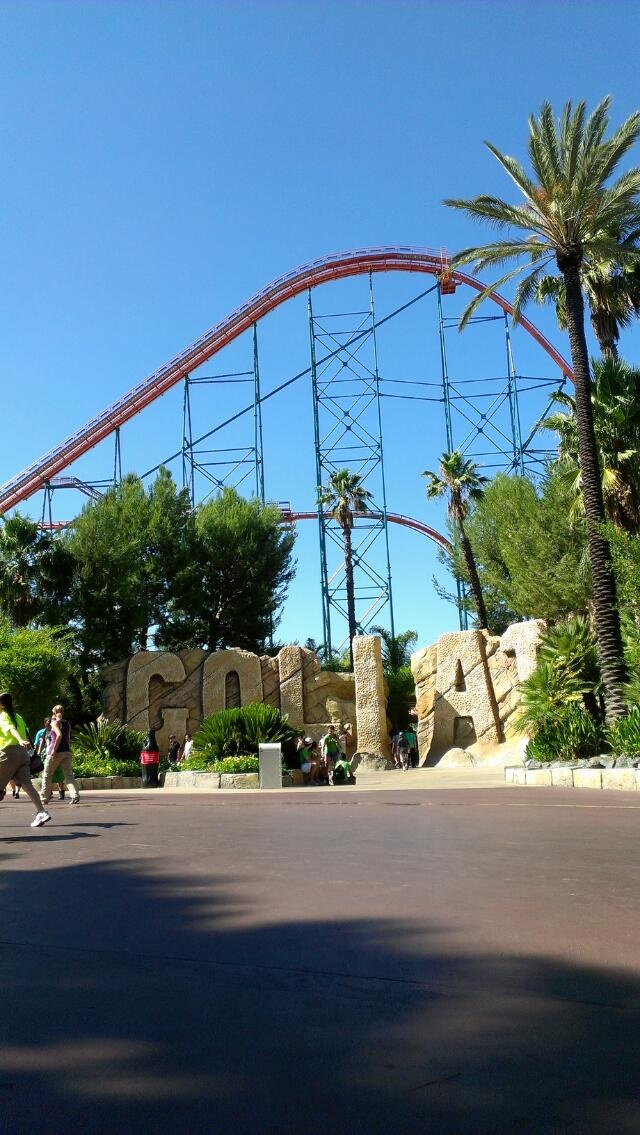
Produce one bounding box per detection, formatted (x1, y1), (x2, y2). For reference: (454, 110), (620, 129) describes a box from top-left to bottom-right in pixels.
(573, 769), (603, 789)
(354, 636), (390, 758)
(551, 767), (574, 788)
(220, 772), (259, 789)
(438, 747), (475, 767)
(202, 649), (263, 716)
(525, 769), (552, 786)
(512, 768), (526, 785)
(278, 646), (305, 728)
(499, 620), (545, 682)
(602, 770), (637, 792)
(126, 651), (188, 732)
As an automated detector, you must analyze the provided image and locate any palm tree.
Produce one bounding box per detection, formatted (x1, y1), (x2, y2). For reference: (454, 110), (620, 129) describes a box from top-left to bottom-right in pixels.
(0, 514), (52, 627)
(423, 451), (489, 629)
(544, 357), (640, 534)
(317, 469), (372, 669)
(534, 257), (640, 359)
(444, 98), (640, 719)
(370, 626), (418, 675)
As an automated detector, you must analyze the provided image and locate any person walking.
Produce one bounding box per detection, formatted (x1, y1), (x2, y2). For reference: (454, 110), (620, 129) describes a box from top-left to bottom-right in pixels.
(403, 724), (419, 769)
(0, 692), (51, 827)
(40, 705), (80, 805)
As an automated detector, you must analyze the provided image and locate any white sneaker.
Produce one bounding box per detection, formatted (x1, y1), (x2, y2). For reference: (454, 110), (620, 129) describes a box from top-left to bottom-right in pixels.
(31, 811), (52, 828)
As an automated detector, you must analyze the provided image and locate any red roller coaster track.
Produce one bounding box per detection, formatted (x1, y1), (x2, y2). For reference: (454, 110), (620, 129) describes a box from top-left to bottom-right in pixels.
(280, 509), (452, 551)
(0, 245), (573, 514)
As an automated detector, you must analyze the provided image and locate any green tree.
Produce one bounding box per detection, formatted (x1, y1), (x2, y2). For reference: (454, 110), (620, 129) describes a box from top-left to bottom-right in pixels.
(442, 469), (590, 632)
(157, 488), (296, 653)
(65, 469), (192, 668)
(317, 469), (372, 668)
(423, 451), (489, 629)
(543, 357), (640, 534)
(0, 619), (72, 730)
(445, 97), (640, 718)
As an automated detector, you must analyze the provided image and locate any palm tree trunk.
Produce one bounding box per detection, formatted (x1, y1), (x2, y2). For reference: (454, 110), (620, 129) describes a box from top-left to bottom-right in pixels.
(591, 310), (619, 360)
(562, 265), (627, 719)
(343, 525), (357, 669)
(458, 520), (488, 630)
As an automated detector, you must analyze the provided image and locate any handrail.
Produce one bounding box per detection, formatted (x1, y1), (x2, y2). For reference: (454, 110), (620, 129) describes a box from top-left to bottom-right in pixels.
(0, 245), (573, 513)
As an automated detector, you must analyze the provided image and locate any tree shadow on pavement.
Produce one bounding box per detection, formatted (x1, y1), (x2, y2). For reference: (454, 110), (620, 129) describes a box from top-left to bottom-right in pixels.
(0, 855), (639, 1135)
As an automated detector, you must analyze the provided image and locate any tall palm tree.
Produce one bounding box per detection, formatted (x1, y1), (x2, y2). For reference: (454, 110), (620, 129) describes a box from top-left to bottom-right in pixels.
(534, 257), (640, 359)
(317, 469), (372, 669)
(444, 98), (640, 719)
(423, 451), (489, 629)
(544, 357), (640, 534)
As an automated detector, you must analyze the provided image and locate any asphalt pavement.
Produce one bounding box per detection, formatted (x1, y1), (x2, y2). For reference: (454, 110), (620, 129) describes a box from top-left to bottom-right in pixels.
(2, 785), (640, 1135)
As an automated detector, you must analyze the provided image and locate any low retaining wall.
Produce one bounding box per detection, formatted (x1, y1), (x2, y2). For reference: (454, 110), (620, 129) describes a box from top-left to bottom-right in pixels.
(32, 775), (144, 791)
(505, 766), (640, 791)
(163, 769), (305, 790)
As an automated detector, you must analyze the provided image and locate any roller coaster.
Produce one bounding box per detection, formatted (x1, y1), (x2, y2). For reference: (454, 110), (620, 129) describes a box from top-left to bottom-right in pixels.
(0, 245), (572, 650)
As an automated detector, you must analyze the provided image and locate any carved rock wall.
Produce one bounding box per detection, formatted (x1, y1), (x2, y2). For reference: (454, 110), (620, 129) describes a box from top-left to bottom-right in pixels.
(411, 620), (544, 765)
(102, 640), (391, 755)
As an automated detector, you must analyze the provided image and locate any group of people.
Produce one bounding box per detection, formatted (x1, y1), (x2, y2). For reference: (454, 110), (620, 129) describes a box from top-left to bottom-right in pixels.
(0, 694), (79, 828)
(166, 732), (194, 764)
(297, 723), (354, 786)
(392, 725), (419, 770)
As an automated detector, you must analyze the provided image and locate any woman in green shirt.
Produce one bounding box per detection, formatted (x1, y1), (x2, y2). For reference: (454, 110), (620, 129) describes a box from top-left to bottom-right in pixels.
(0, 691), (51, 827)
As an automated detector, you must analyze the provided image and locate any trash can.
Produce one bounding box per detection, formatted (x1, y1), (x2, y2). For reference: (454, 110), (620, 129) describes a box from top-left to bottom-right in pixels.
(140, 727), (160, 788)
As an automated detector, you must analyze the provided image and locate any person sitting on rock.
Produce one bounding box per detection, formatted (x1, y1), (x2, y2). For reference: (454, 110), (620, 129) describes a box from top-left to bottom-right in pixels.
(299, 736), (321, 785)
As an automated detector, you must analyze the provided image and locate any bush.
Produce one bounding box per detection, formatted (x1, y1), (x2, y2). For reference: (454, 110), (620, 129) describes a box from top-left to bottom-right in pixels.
(516, 619), (608, 762)
(73, 719), (147, 763)
(72, 754), (141, 778)
(193, 703), (297, 766)
(214, 755), (259, 774)
(0, 620), (72, 732)
(607, 706), (640, 756)
(524, 704), (606, 763)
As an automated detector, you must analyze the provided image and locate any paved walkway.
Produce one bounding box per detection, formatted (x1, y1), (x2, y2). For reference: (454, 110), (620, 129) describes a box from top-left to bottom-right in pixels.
(2, 784), (640, 1134)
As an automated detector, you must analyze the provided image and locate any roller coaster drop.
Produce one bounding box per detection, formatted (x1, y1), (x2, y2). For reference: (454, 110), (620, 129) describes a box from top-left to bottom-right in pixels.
(0, 246), (572, 650)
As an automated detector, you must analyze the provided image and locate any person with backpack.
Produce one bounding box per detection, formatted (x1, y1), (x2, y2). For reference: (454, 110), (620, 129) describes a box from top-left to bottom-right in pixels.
(0, 691), (51, 827)
(403, 724), (419, 769)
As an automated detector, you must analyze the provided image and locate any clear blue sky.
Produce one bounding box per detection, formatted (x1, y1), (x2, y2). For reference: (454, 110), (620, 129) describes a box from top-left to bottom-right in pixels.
(2, 0), (640, 650)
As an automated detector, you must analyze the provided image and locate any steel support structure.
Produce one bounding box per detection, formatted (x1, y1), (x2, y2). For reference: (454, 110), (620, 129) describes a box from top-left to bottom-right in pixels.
(180, 324), (265, 508)
(309, 275), (395, 657)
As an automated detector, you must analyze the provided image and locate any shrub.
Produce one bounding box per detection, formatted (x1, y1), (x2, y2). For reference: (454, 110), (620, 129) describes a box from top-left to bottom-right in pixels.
(73, 719), (147, 764)
(0, 620), (72, 731)
(214, 755), (259, 774)
(607, 706), (640, 756)
(524, 704), (606, 763)
(193, 703), (297, 766)
(72, 754), (141, 778)
(516, 619), (608, 762)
